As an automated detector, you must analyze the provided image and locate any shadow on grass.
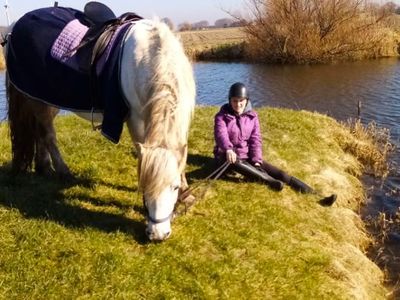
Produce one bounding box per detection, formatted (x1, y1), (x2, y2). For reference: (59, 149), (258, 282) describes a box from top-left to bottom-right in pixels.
(186, 154), (216, 181)
(0, 165), (148, 244)
(186, 153), (242, 183)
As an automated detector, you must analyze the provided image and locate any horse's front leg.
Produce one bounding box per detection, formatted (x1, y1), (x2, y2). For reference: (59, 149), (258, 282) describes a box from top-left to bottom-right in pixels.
(43, 127), (72, 178)
(180, 172), (189, 191)
(34, 138), (52, 176)
(178, 172), (195, 205)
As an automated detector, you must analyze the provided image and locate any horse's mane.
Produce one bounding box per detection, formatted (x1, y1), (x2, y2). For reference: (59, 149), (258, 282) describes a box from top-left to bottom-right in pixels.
(140, 20), (195, 149)
(132, 20), (195, 198)
(138, 146), (179, 200)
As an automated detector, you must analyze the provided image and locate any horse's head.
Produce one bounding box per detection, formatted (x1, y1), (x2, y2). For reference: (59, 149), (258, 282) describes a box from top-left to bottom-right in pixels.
(136, 143), (185, 241)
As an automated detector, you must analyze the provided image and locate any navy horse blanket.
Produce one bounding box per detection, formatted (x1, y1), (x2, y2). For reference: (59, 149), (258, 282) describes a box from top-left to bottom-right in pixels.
(6, 6), (138, 143)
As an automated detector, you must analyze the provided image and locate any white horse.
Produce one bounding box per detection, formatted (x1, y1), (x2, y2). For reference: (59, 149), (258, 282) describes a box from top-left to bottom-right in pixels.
(6, 9), (195, 241)
(120, 19), (195, 240)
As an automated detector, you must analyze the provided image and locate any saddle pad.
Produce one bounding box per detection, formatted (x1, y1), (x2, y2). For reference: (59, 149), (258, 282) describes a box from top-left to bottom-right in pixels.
(6, 6), (133, 143)
(50, 19), (89, 65)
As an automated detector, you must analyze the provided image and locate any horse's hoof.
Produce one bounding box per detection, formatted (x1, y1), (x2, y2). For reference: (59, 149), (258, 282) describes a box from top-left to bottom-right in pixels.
(182, 194), (196, 206)
(35, 167), (54, 177)
(178, 188), (193, 203)
(175, 193), (196, 217)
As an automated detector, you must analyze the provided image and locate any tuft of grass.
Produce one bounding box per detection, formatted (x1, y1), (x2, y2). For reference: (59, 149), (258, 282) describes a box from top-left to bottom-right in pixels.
(0, 107), (390, 299)
(341, 119), (395, 178)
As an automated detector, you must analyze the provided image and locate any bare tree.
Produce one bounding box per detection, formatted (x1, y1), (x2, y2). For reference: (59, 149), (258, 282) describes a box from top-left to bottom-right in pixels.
(381, 1), (397, 14)
(241, 0), (398, 63)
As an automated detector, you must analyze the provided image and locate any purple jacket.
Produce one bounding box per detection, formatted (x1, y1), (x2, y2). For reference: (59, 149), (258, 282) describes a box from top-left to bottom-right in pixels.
(214, 102), (263, 164)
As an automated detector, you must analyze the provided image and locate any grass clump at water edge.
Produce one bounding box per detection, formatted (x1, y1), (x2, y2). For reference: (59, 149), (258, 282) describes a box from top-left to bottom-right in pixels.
(0, 107), (389, 299)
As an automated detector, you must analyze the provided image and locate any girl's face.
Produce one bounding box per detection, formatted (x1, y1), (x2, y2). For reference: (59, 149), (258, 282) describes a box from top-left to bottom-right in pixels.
(230, 97), (247, 115)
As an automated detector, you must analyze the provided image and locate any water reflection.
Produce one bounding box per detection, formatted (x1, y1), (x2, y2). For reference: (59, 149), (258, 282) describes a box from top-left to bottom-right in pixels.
(194, 59), (400, 130)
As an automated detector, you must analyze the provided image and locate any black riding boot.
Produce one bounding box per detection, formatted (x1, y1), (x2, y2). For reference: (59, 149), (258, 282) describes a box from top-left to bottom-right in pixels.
(234, 160), (284, 191)
(288, 176), (313, 194)
(288, 176), (337, 206)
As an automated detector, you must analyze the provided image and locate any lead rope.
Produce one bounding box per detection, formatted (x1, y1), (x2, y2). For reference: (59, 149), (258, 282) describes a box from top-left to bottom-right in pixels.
(175, 161), (231, 216)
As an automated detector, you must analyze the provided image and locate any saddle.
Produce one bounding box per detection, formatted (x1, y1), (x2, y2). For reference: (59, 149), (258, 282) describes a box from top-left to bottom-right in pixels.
(77, 2), (142, 74)
(84, 1), (116, 24)
(72, 2), (142, 110)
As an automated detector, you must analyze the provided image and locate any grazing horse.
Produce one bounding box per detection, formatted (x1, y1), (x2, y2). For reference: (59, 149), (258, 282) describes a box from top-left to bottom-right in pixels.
(5, 4), (195, 241)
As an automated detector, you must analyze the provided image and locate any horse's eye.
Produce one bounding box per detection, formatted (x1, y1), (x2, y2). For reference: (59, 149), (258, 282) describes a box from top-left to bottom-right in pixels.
(172, 185), (180, 191)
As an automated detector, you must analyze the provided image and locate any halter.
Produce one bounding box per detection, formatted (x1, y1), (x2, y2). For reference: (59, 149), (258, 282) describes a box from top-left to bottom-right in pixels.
(147, 211), (174, 224)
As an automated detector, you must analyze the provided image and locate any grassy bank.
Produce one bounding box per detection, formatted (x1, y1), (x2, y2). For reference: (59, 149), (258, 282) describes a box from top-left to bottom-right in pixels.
(0, 107), (389, 298)
(179, 27), (246, 61)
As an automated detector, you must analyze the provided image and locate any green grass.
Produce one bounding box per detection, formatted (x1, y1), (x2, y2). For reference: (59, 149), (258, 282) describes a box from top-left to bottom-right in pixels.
(0, 107), (387, 299)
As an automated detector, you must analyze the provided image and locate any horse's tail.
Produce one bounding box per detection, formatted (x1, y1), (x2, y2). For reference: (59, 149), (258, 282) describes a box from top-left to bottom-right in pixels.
(7, 81), (36, 172)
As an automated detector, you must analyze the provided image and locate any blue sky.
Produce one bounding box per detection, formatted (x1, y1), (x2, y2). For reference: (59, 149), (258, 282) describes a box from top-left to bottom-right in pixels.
(0, 0), (244, 26)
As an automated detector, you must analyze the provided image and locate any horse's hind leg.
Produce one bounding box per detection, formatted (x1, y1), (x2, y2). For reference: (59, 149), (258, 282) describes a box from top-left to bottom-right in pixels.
(8, 82), (71, 177)
(33, 105), (72, 178)
(7, 81), (36, 172)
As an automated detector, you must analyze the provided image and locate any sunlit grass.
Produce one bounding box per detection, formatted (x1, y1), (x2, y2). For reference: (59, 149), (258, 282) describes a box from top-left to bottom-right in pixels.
(0, 107), (388, 299)
(0, 47), (4, 70)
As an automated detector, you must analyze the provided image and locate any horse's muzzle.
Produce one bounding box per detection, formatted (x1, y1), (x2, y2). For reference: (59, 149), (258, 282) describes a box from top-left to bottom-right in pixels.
(146, 228), (171, 241)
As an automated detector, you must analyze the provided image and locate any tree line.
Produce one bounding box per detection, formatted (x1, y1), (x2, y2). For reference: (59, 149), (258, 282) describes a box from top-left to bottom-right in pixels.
(161, 18), (244, 32)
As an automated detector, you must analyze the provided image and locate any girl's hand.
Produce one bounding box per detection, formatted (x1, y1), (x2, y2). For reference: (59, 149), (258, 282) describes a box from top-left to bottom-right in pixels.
(226, 149), (237, 164)
(254, 162), (261, 167)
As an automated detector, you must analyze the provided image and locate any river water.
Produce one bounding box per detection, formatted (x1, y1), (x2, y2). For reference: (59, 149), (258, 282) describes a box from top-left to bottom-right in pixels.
(0, 59), (399, 281)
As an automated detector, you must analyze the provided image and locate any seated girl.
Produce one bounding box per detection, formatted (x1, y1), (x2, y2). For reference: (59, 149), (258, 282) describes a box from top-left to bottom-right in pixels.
(213, 82), (336, 205)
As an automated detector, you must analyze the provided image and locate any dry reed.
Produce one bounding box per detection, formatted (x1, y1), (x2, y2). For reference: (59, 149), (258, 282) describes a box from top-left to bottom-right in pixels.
(342, 119), (395, 178)
(0, 47), (5, 70)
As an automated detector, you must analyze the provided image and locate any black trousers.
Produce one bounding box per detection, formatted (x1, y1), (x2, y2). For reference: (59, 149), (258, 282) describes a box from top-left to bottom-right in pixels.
(216, 158), (291, 184)
(258, 161), (292, 183)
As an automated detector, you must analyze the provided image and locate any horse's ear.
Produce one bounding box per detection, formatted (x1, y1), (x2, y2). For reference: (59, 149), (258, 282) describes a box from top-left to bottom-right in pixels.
(135, 142), (144, 158)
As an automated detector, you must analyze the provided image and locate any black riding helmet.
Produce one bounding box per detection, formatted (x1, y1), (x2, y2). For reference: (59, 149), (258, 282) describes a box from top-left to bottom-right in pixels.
(228, 82), (249, 100)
